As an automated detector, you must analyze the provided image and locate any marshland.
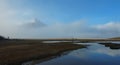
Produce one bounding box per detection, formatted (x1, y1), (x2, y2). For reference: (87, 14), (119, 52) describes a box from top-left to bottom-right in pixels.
(0, 39), (87, 65)
(0, 36), (120, 65)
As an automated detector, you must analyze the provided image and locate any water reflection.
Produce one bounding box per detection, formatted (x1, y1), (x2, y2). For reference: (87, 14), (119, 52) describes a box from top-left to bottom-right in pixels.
(99, 43), (120, 49)
(36, 43), (120, 65)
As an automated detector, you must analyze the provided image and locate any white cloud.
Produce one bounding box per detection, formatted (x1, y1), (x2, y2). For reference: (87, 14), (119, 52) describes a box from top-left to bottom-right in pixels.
(96, 22), (120, 30)
(94, 22), (120, 38)
(0, 0), (35, 37)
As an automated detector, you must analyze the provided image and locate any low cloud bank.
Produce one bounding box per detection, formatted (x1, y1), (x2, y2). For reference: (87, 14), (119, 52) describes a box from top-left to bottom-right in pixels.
(1, 19), (120, 39)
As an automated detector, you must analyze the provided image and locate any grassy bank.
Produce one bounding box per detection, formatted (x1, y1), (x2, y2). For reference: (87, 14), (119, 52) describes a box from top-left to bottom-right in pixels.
(0, 40), (87, 65)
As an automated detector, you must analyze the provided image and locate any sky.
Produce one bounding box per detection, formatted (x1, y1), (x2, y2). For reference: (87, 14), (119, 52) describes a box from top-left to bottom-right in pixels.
(0, 0), (120, 39)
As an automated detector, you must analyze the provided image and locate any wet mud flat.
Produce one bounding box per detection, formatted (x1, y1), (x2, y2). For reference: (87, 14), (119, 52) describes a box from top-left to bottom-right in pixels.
(0, 40), (87, 65)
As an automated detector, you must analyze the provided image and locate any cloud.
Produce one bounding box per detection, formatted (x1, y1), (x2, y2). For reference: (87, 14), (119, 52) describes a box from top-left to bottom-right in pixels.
(0, 0), (120, 38)
(0, 0), (35, 37)
(95, 22), (120, 31)
(14, 20), (86, 38)
(94, 22), (120, 38)
(20, 18), (46, 28)
(15, 21), (120, 39)
(0, 0), (17, 36)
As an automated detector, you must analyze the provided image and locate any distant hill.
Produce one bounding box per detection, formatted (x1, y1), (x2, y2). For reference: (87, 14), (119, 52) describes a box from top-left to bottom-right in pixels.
(110, 37), (120, 39)
(0, 35), (8, 40)
(0, 35), (6, 40)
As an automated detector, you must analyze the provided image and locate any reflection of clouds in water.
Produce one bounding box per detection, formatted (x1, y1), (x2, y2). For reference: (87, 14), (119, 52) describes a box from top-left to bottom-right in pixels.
(69, 43), (101, 59)
(69, 43), (120, 59)
(69, 48), (89, 59)
(95, 48), (120, 56)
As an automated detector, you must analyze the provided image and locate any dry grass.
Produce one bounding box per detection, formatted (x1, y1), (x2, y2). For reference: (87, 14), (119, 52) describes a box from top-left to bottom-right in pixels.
(0, 40), (87, 65)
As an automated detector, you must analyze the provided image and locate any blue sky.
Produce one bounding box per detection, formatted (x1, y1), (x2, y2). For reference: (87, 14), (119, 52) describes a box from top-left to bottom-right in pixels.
(10, 0), (120, 24)
(0, 0), (120, 38)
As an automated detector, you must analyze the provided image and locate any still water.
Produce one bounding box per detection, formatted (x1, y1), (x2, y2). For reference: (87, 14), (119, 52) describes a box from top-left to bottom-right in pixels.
(24, 43), (120, 65)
